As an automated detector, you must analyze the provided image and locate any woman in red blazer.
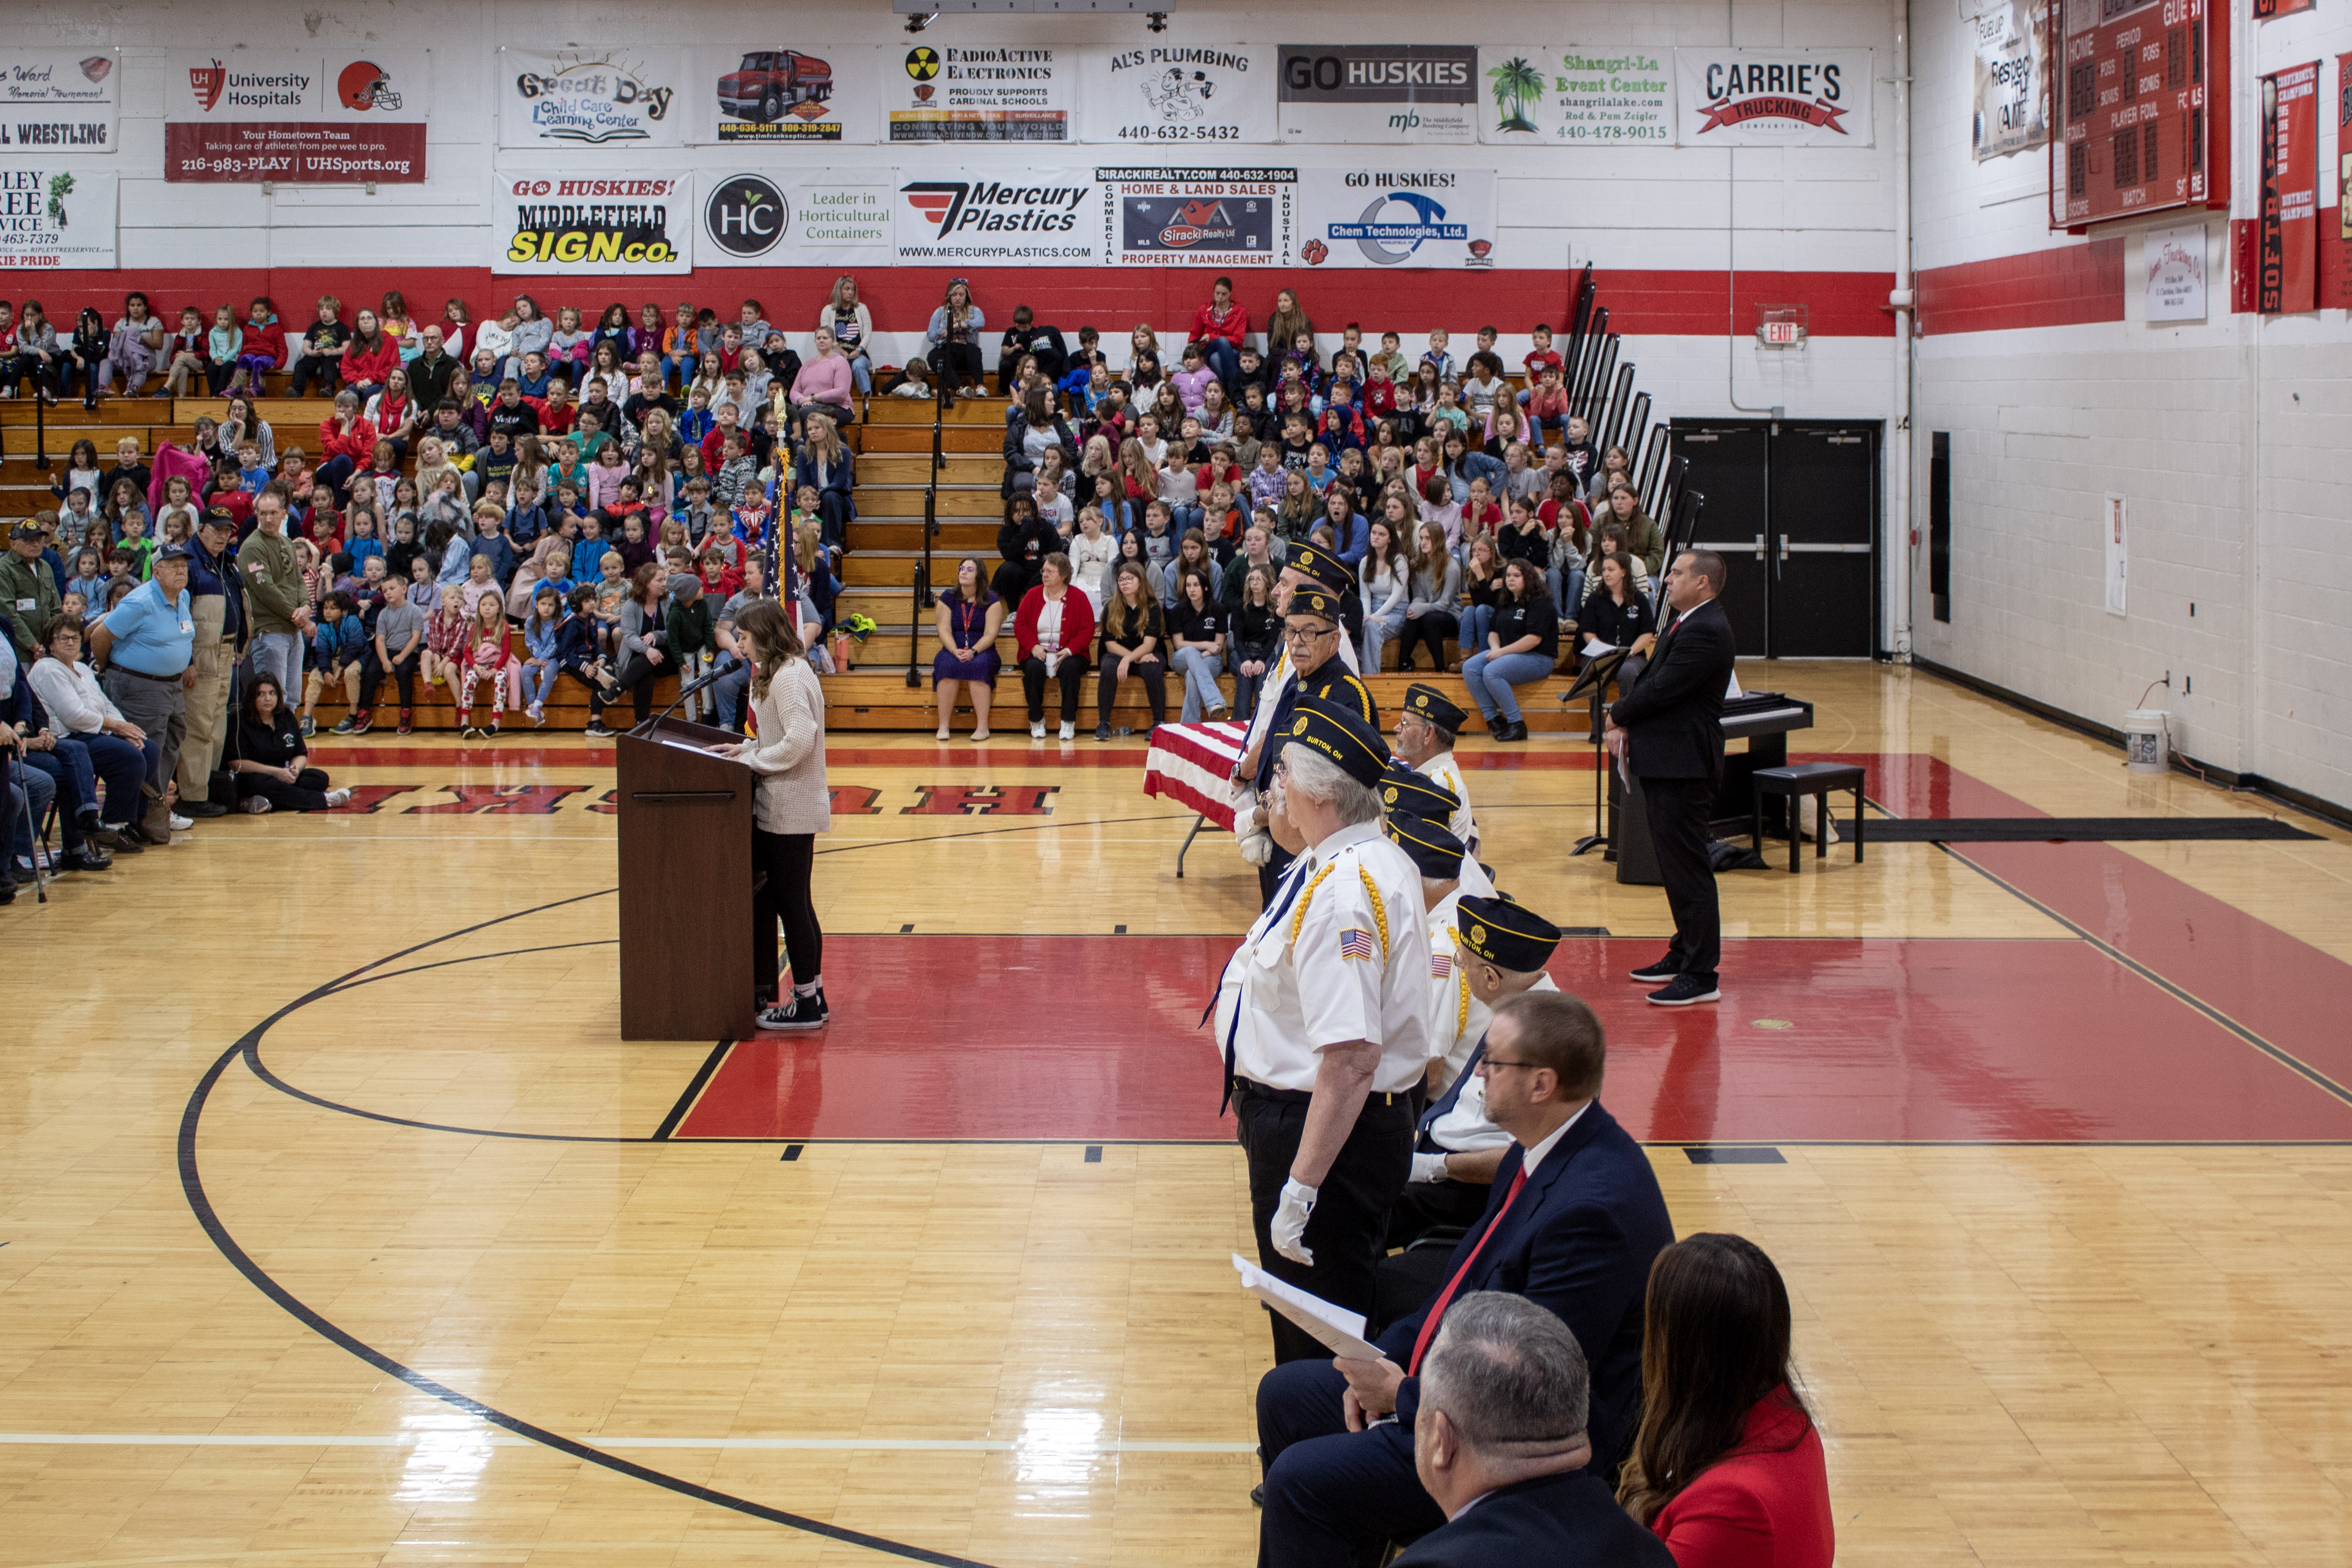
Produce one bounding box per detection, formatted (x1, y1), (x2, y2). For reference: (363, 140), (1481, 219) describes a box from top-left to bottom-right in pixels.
(1014, 552), (1094, 740)
(1618, 1235), (1835, 1568)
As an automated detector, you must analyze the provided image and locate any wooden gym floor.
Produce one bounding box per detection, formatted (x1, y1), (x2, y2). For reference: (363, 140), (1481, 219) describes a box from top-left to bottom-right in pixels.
(4, 661), (2351, 1567)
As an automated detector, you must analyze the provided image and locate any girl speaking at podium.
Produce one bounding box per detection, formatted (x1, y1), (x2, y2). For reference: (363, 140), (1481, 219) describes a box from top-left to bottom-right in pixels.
(715, 601), (832, 1031)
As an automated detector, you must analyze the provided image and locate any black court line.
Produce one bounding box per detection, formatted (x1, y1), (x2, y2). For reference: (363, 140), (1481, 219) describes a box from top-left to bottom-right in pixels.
(653, 1039), (737, 1140)
(179, 894), (1000, 1568)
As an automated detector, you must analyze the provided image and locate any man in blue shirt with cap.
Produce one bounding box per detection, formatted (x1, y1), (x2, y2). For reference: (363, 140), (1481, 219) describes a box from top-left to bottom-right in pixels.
(92, 542), (196, 843)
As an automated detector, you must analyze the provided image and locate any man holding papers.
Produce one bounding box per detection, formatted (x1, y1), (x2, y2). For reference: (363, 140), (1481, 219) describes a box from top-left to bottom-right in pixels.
(1252, 987), (1672, 1568)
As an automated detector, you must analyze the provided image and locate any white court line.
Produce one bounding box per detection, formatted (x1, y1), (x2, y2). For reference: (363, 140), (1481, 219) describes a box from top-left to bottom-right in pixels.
(0, 1431), (1256, 1453)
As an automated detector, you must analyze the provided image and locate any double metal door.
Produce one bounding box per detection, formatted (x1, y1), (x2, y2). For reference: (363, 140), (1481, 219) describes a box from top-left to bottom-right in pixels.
(1668, 420), (1879, 658)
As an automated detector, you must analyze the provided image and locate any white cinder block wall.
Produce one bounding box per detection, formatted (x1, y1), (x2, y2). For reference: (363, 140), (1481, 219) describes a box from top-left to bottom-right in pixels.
(1908, 0), (2352, 811)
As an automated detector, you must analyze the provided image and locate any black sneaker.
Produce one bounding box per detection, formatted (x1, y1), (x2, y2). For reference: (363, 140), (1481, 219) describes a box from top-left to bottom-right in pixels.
(1627, 954), (1684, 983)
(1646, 973), (1721, 1007)
(754, 995), (827, 1031)
(1094, 723), (1111, 741)
(88, 823), (144, 854)
(583, 719), (616, 738)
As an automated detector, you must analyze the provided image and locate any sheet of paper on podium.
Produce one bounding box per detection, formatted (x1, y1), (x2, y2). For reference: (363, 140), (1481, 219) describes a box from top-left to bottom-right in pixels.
(1231, 1253), (1383, 1359)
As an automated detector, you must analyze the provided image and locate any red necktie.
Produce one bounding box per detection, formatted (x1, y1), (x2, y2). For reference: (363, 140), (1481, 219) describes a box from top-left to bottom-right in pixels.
(1407, 1163), (1529, 1375)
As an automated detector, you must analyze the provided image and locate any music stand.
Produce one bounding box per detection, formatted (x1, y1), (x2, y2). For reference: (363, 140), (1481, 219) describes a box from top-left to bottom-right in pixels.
(1561, 644), (1631, 857)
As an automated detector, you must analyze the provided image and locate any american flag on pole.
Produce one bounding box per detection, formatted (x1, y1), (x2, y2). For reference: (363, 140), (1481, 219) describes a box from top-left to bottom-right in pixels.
(1339, 928), (1376, 962)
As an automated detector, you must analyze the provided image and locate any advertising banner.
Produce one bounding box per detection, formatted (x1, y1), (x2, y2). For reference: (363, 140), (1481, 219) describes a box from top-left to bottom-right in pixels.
(1971, 1), (2048, 161)
(1476, 49), (1674, 146)
(1277, 45), (1479, 145)
(0, 166), (115, 268)
(0, 48), (118, 153)
(690, 44), (869, 144)
(493, 169), (692, 274)
(498, 48), (684, 148)
(1077, 45), (1276, 145)
(1675, 49), (1873, 147)
(164, 49), (429, 182)
(2143, 224), (2206, 321)
(698, 169), (892, 267)
(1294, 167), (1496, 270)
(893, 168), (1100, 264)
(2259, 62), (2318, 315)
(887, 44), (1072, 143)
(1098, 166), (1294, 267)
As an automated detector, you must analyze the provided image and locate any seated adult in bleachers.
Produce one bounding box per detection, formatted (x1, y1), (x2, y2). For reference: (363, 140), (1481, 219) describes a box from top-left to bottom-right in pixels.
(788, 326), (857, 438)
(1014, 552), (1093, 742)
(932, 557), (1004, 742)
(925, 279), (986, 396)
(1617, 1236), (1834, 1568)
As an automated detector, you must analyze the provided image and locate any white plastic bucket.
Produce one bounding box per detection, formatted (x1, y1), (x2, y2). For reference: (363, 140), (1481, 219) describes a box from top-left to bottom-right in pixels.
(2122, 708), (2169, 773)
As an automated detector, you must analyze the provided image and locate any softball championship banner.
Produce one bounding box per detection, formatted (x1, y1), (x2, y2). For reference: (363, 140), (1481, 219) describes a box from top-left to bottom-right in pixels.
(0, 166), (116, 268)
(493, 170), (691, 274)
(690, 44), (870, 144)
(499, 48), (684, 148)
(892, 167), (1100, 264)
(1278, 45), (1479, 145)
(1099, 166), (1294, 266)
(1675, 49), (1873, 146)
(1476, 48), (1674, 146)
(698, 169), (892, 266)
(1077, 45), (1276, 145)
(1294, 168), (1496, 270)
(887, 45), (1073, 143)
(2258, 62), (2318, 315)
(164, 49), (429, 182)
(0, 48), (118, 152)
(1970, 0), (2048, 161)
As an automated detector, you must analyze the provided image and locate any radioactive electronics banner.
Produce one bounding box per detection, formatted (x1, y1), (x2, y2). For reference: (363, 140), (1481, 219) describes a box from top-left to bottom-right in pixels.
(887, 44), (1073, 142)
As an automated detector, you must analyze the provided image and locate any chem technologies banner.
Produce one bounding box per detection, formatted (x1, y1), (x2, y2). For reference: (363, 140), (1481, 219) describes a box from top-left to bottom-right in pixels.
(689, 44), (872, 145)
(1099, 166), (1294, 267)
(887, 44), (1073, 143)
(1675, 49), (1873, 147)
(0, 166), (116, 269)
(1294, 167), (1496, 270)
(0, 48), (119, 153)
(698, 169), (892, 267)
(498, 48), (685, 148)
(1970, 0), (2048, 161)
(1477, 49), (1674, 146)
(1278, 45), (1478, 145)
(163, 49), (429, 182)
(892, 167), (1101, 264)
(1077, 45), (1276, 145)
(493, 169), (692, 274)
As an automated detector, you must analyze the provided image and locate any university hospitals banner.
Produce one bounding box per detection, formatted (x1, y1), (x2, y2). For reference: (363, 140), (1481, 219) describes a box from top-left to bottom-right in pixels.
(1277, 45), (1479, 145)
(493, 168), (692, 274)
(1293, 167), (1496, 270)
(697, 168), (892, 267)
(1098, 166), (1295, 267)
(0, 166), (116, 269)
(886, 44), (1073, 143)
(1076, 45), (1276, 145)
(1674, 48), (1873, 147)
(163, 49), (430, 182)
(0, 48), (119, 153)
(1475, 48), (1675, 146)
(497, 48), (685, 148)
(891, 166), (1101, 264)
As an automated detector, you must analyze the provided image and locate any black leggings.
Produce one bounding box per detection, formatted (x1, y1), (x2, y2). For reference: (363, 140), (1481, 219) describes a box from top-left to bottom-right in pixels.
(1398, 611), (1459, 672)
(1097, 651), (1166, 727)
(751, 829), (822, 1001)
(931, 342), (984, 391)
(592, 649), (660, 723)
(237, 765), (333, 812)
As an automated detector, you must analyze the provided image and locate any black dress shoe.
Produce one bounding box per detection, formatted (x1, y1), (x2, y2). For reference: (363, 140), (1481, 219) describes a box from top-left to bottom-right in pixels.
(180, 801), (229, 819)
(1485, 713), (1507, 738)
(1500, 720), (1529, 742)
(1627, 953), (1684, 983)
(1250, 1484), (1264, 1508)
(58, 845), (113, 872)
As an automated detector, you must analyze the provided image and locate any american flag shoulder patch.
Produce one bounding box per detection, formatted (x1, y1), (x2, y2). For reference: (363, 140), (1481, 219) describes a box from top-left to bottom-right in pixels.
(1430, 952), (1453, 979)
(1339, 928), (1377, 962)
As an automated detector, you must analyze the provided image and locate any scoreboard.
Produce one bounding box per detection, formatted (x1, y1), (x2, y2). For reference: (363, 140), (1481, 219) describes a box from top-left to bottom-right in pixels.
(2049, 0), (2230, 230)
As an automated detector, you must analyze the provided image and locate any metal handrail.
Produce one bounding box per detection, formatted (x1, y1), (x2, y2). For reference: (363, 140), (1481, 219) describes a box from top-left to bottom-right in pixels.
(905, 364), (947, 689)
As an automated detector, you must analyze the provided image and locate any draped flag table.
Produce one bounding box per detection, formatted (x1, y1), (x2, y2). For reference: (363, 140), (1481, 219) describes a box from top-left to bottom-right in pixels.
(1142, 721), (1248, 875)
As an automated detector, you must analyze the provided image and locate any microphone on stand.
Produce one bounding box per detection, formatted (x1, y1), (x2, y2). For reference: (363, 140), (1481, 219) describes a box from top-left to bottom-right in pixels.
(635, 655), (745, 734)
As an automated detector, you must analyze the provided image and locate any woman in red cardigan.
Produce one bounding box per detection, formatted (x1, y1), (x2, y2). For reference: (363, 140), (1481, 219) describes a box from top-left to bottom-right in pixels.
(1617, 1235), (1835, 1568)
(1189, 275), (1248, 389)
(314, 389), (381, 507)
(341, 308), (402, 403)
(1014, 551), (1094, 741)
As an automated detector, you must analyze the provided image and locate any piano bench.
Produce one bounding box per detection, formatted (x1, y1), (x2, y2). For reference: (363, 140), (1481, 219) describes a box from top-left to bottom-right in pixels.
(1751, 763), (1867, 874)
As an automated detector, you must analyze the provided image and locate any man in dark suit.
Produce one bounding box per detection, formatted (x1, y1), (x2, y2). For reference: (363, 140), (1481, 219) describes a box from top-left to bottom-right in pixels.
(1606, 549), (1737, 1006)
(1253, 989), (1675, 1568)
(1395, 1292), (1675, 1567)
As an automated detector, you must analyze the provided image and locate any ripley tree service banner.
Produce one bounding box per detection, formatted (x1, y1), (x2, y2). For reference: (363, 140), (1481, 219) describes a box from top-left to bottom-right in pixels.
(1675, 48), (1873, 146)
(494, 171), (692, 274)
(1077, 44), (1276, 145)
(1278, 45), (1479, 145)
(0, 166), (116, 268)
(1971, 0), (2048, 161)
(165, 49), (429, 182)
(888, 45), (1072, 142)
(0, 48), (118, 151)
(1477, 48), (1674, 145)
(499, 48), (684, 148)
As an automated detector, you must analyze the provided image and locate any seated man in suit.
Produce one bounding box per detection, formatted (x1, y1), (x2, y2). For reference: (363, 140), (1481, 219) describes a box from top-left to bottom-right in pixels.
(1254, 986), (1675, 1568)
(1396, 1291), (1675, 1567)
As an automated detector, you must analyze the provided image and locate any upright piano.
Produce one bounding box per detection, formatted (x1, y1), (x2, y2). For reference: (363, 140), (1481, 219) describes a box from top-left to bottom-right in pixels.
(1607, 692), (1817, 886)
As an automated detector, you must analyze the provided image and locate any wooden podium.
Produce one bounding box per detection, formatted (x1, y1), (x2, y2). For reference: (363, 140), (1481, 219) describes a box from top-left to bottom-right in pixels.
(616, 716), (760, 1041)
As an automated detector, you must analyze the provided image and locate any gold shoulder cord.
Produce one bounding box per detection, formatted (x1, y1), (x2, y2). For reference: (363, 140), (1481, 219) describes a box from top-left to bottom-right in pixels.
(1289, 863), (1338, 948)
(1355, 864), (1391, 963)
(1450, 928), (1471, 1043)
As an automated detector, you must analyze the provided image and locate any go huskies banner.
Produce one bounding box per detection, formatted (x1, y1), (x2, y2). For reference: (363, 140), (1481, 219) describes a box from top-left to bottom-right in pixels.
(1675, 49), (1873, 146)
(493, 169), (691, 273)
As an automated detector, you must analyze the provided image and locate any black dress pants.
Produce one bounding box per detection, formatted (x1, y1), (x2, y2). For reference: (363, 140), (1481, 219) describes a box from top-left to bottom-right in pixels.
(1095, 652), (1165, 728)
(1019, 654), (1082, 725)
(1639, 774), (1721, 985)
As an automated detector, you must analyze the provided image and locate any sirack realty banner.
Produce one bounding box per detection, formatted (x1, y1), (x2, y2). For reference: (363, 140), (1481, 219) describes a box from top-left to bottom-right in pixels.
(0, 166), (116, 268)
(1099, 166), (1294, 266)
(1675, 49), (1873, 146)
(0, 48), (118, 152)
(1477, 49), (1674, 145)
(164, 49), (429, 182)
(494, 170), (692, 274)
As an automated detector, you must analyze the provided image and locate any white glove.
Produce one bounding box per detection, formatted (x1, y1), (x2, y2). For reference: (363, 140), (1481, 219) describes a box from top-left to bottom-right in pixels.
(1272, 1178), (1318, 1265)
(1410, 1153), (1450, 1185)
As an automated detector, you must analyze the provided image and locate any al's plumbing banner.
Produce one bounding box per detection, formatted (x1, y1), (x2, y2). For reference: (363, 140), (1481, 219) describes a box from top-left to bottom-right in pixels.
(698, 170), (892, 267)
(499, 49), (684, 148)
(1278, 45), (1478, 145)
(1078, 45), (1276, 144)
(0, 48), (118, 152)
(1476, 49), (1674, 145)
(1294, 168), (1496, 270)
(1675, 49), (1872, 146)
(887, 45), (1072, 142)
(1100, 166), (1294, 267)
(893, 168), (1100, 264)
(1970, 0), (2048, 161)
(164, 50), (429, 182)
(0, 166), (116, 268)
(494, 170), (692, 274)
